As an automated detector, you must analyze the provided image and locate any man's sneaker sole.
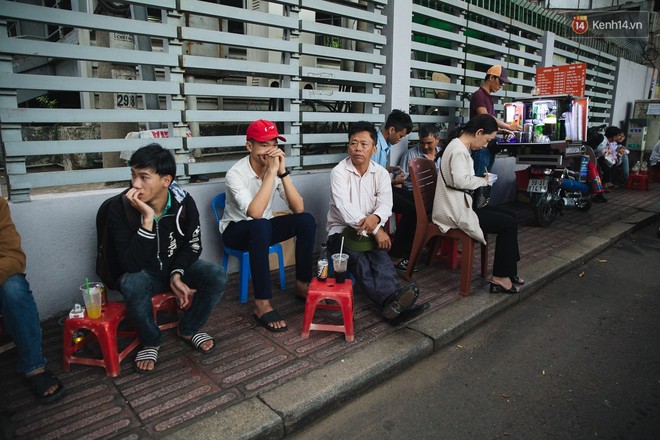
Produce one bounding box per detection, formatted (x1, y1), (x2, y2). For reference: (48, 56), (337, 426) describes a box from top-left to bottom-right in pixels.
(382, 283), (420, 320)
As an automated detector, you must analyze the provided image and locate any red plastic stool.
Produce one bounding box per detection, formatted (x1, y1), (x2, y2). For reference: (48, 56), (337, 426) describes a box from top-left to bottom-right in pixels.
(434, 238), (460, 270)
(627, 174), (650, 191)
(62, 301), (139, 377)
(649, 168), (660, 183)
(151, 292), (180, 330)
(62, 293), (180, 377)
(301, 278), (354, 342)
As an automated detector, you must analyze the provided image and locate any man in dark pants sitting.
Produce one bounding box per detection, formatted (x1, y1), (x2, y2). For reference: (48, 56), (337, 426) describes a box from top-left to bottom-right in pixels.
(327, 121), (427, 324)
(220, 119), (316, 333)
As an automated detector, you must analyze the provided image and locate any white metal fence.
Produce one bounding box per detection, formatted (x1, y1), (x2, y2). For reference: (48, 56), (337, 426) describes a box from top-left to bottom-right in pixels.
(0, 0), (623, 200)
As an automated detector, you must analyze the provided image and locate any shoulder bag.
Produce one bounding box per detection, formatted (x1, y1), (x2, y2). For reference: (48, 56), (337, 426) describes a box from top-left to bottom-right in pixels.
(439, 166), (491, 211)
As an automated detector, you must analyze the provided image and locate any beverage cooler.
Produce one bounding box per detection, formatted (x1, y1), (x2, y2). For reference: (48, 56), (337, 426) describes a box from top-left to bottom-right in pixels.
(501, 94), (589, 166)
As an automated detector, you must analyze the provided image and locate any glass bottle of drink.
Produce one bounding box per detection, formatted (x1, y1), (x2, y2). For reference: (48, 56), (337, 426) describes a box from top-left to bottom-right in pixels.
(317, 243), (328, 282)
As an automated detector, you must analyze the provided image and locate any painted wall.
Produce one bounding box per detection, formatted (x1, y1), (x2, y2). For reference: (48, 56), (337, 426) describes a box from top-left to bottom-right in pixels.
(8, 163), (516, 320)
(611, 58), (654, 128)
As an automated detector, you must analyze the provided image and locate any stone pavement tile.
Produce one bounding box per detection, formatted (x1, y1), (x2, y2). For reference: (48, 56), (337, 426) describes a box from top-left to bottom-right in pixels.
(259, 329), (433, 433)
(409, 291), (517, 349)
(161, 397), (283, 440)
(2, 184), (658, 439)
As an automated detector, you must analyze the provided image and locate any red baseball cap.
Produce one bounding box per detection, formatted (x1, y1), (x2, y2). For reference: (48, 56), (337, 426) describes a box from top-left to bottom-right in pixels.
(246, 119), (286, 143)
(487, 65), (512, 84)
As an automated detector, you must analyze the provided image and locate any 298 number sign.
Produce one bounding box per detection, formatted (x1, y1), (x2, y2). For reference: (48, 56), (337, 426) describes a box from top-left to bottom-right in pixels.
(115, 93), (137, 108)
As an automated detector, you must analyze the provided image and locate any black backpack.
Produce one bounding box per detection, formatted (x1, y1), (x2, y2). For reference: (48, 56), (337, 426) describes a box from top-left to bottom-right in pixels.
(95, 189), (139, 290)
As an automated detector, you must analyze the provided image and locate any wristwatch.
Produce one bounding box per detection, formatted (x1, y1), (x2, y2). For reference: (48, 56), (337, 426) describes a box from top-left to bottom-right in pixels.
(277, 169), (290, 179)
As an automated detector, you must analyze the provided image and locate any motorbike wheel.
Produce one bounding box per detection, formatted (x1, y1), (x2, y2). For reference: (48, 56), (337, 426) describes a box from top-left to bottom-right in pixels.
(533, 191), (558, 227)
(577, 199), (592, 211)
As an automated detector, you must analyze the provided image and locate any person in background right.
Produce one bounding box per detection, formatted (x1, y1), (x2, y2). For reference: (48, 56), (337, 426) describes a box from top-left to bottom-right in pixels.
(598, 126), (629, 188)
(432, 114), (523, 294)
(649, 139), (660, 170)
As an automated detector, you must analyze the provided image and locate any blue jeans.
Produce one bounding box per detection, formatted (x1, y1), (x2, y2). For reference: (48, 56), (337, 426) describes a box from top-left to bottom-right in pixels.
(0, 274), (46, 375)
(119, 259), (226, 347)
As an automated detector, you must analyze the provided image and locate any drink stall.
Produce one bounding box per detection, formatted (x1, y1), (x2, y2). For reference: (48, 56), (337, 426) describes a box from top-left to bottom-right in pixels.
(495, 64), (595, 226)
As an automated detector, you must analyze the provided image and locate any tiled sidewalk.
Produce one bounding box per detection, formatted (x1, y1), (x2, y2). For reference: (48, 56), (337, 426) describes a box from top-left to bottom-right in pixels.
(2, 184), (659, 440)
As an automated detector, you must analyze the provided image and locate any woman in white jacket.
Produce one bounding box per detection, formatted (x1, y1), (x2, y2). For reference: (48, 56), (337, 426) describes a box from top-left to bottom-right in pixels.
(432, 114), (522, 294)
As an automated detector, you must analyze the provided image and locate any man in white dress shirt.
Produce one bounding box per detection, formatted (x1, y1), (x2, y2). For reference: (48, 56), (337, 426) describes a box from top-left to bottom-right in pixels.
(327, 121), (424, 322)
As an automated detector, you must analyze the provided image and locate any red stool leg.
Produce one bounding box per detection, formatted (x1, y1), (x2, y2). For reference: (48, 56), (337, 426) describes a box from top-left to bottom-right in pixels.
(96, 322), (121, 377)
(301, 294), (320, 339)
(339, 295), (354, 342)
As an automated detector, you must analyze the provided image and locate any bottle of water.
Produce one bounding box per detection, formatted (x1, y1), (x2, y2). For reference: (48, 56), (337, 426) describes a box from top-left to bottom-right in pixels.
(632, 161), (640, 175)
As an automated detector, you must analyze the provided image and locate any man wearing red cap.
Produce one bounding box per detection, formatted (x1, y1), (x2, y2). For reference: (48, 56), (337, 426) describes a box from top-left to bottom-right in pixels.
(220, 120), (316, 332)
(470, 64), (522, 176)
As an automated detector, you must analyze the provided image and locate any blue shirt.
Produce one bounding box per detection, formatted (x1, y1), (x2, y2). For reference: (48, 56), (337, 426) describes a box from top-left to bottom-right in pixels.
(374, 131), (390, 168)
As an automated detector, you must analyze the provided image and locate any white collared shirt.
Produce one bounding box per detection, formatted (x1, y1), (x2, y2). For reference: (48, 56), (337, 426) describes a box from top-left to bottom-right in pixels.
(326, 157), (392, 237)
(220, 155), (285, 233)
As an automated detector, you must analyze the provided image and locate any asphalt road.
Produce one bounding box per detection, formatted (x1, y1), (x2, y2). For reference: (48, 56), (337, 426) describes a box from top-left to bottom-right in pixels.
(289, 222), (660, 440)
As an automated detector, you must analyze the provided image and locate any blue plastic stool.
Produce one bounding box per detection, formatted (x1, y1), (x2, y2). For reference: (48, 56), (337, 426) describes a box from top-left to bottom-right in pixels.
(212, 193), (286, 304)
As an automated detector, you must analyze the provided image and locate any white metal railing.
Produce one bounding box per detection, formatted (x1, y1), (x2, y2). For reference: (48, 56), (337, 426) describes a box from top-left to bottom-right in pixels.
(0, 0), (629, 200)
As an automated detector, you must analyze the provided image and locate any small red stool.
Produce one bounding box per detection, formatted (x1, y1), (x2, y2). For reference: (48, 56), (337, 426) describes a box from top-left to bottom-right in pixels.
(301, 278), (354, 342)
(649, 168), (660, 183)
(62, 301), (139, 377)
(62, 293), (180, 377)
(627, 174), (650, 191)
(151, 292), (180, 330)
(434, 238), (460, 270)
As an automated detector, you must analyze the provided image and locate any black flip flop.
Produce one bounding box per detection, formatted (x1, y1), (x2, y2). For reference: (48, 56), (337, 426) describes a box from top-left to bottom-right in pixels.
(253, 310), (288, 333)
(24, 370), (64, 404)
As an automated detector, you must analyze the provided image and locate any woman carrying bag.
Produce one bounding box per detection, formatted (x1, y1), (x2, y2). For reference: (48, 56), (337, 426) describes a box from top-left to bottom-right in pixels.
(432, 114), (523, 294)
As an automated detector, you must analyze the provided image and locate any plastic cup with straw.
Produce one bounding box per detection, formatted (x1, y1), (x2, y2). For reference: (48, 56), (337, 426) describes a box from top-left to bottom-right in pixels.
(332, 236), (349, 283)
(82, 277), (102, 319)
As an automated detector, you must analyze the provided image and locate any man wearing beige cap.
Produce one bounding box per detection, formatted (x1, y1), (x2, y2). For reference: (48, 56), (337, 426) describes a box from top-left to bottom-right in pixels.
(220, 120), (316, 332)
(470, 64), (522, 176)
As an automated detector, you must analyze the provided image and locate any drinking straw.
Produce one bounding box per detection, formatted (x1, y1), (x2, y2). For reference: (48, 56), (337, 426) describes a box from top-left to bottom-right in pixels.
(85, 277), (90, 299)
(339, 236), (345, 256)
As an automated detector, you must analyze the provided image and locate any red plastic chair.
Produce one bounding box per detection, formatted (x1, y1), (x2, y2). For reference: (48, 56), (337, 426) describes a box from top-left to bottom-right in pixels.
(406, 157), (489, 296)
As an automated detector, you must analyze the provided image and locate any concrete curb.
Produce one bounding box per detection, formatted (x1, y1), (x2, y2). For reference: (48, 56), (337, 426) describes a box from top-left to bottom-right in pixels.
(168, 210), (658, 439)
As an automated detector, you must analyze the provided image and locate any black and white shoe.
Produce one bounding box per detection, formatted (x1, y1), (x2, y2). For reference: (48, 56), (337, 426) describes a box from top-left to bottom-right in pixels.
(393, 258), (418, 273)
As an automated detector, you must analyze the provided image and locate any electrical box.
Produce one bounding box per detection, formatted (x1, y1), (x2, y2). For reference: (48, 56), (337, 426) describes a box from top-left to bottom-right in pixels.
(626, 122), (647, 151)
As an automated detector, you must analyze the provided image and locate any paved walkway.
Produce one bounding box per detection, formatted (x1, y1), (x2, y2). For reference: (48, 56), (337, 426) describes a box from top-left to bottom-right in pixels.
(2, 183), (659, 440)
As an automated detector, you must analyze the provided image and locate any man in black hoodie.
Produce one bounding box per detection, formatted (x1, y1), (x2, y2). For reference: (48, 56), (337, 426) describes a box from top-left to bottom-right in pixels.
(108, 143), (226, 374)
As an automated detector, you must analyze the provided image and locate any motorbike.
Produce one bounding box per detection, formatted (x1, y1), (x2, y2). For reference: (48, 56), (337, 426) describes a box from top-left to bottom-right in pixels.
(527, 151), (592, 227)
(525, 125), (606, 227)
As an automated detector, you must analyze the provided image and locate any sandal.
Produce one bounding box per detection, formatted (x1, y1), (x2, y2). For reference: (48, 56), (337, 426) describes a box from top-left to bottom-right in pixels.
(133, 347), (159, 375)
(253, 310), (288, 333)
(511, 276), (525, 285)
(489, 282), (520, 294)
(179, 332), (215, 354)
(24, 369), (64, 404)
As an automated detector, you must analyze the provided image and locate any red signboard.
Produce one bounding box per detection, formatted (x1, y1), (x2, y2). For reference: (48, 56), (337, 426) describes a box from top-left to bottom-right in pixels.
(535, 63), (587, 97)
